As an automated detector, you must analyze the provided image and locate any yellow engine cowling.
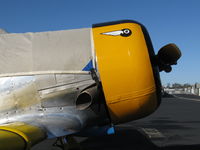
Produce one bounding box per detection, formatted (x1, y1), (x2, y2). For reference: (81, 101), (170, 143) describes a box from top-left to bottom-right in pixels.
(92, 20), (161, 124)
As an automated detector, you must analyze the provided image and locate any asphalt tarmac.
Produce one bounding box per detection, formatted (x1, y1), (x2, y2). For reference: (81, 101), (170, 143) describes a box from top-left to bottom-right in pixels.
(32, 94), (200, 150)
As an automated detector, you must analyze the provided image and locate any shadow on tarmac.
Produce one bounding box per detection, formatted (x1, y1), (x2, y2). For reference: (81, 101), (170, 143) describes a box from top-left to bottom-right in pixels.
(80, 127), (200, 150)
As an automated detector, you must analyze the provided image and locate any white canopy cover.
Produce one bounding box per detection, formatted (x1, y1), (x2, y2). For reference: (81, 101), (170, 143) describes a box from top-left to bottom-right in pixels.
(0, 28), (93, 77)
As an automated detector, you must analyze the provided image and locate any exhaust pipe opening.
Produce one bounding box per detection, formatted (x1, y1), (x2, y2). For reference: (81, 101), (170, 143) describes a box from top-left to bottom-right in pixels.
(76, 86), (97, 110)
(76, 92), (92, 110)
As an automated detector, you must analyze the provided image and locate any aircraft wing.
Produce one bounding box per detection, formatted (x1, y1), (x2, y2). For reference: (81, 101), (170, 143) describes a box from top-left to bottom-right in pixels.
(0, 122), (46, 150)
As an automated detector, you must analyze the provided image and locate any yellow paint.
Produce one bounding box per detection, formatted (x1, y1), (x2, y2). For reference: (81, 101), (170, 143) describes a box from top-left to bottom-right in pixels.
(0, 130), (25, 150)
(0, 122), (46, 150)
(92, 22), (158, 123)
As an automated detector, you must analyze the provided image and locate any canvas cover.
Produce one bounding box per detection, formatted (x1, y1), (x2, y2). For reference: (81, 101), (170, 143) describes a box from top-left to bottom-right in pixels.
(0, 28), (93, 77)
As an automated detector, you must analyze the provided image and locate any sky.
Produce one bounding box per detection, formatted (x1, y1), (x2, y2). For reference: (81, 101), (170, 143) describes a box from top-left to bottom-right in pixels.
(0, 0), (199, 85)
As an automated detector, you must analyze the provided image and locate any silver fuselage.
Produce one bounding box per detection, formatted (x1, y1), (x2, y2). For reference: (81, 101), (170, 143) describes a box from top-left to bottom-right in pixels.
(0, 73), (108, 138)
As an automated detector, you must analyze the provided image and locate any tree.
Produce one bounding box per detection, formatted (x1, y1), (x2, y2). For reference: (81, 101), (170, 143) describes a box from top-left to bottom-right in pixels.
(172, 83), (182, 88)
(183, 83), (192, 88)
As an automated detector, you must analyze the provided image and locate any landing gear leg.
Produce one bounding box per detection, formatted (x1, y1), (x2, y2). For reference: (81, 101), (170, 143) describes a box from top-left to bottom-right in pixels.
(53, 136), (81, 150)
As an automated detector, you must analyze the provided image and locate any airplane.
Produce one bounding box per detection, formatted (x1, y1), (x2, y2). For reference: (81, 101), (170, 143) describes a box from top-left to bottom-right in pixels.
(0, 20), (181, 150)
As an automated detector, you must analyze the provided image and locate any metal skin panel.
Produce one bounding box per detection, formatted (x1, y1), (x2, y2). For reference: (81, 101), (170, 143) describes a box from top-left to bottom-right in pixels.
(0, 73), (109, 142)
(92, 22), (158, 124)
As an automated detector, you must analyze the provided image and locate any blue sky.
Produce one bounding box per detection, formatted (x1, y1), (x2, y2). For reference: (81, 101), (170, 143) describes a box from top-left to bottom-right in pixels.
(0, 0), (199, 85)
